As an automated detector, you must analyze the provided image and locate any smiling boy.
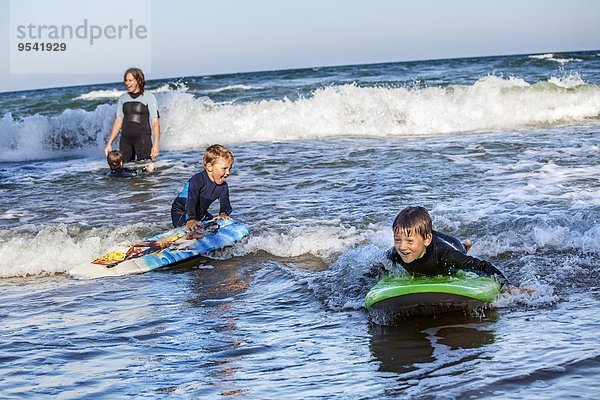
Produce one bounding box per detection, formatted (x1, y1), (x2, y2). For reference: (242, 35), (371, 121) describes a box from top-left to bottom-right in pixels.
(388, 206), (511, 287)
(171, 144), (234, 229)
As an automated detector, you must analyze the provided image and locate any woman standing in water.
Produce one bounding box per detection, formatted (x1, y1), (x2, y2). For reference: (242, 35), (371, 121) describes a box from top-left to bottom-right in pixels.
(104, 67), (160, 162)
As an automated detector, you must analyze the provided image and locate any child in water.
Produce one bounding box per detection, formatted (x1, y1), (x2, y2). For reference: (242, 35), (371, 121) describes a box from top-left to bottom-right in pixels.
(386, 206), (515, 289)
(171, 144), (234, 229)
(107, 150), (154, 177)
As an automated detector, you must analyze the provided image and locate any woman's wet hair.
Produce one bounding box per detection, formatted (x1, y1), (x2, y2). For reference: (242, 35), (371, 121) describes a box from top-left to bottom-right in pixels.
(123, 67), (146, 92)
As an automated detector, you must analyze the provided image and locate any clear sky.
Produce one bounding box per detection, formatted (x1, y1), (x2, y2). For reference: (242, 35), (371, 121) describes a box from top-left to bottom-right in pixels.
(1, 0), (599, 93)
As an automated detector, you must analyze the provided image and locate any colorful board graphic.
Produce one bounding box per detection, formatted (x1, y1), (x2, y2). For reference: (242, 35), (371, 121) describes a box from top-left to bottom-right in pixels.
(70, 219), (249, 278)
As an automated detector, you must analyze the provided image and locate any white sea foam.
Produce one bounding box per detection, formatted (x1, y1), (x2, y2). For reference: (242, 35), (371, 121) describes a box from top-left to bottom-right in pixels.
(490, 159), (600, 209)
(74, 88), (123, 101)
(156, 75), (600, 150)
(239, 223), (388, 261)
(2, 76), (600, 162)
(548, 74), (586, 88)
(529, 54), (582, 64)
(304, 242), (391, 311)
(533, 224), (600, 254)
(530, 53), (555, 60)
(1, 211), (597, 280)
(0, 224), (147, 277)
(202, 84), (263, 93)
(0, 222), (388, 278)
(0, 105), (115, 161)
(74, 84), (173, 101)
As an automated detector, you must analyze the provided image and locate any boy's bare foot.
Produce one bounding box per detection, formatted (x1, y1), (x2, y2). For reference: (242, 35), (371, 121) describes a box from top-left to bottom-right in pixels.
(463, 239), (473, 253)
(507, 285), (536, 294)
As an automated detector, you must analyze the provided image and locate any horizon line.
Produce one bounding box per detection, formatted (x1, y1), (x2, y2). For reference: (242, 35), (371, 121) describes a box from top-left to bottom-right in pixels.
(1, 47), (598, 94)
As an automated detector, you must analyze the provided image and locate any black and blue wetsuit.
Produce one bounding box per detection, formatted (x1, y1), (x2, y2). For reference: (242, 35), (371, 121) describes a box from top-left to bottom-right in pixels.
(387, 231), (511, 286)
(171, 170), (232, 227)
(116, 91), (159, 162)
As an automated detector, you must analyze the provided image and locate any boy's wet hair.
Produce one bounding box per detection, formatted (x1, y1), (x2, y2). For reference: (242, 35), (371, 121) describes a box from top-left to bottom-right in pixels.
(107, 150), (123, 169)
(393, 206), (433, 239)
(124, 67), (146, 92)
(203, 144), (234, 168)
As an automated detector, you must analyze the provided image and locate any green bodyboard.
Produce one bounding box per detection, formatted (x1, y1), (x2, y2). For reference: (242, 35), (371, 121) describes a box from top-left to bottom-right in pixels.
(365, 273), (501, 312)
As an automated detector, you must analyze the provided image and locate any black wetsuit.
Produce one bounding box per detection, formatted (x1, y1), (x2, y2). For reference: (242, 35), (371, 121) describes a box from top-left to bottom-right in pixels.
(387, 231), (511, 286)
(116, 91), (159, 162)
(171, 170), (232, 227)
(108, 166), (148, 177)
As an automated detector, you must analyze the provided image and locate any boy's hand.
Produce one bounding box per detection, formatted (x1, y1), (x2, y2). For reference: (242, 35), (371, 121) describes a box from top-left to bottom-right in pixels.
(185, 219), (199, 230)
(213, 213), (232, 221)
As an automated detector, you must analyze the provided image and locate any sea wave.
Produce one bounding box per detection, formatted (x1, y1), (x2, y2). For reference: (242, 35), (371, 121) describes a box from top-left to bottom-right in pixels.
(547, 74), (586, 88)
(74, 84), (174, 101)
(0, 223), (151, 278)
(529, 53), (583, 64)
(202, 84), (263, 93)
(1, 214), (598, 279)
(2, 76), (600, 162)
(238, 223), (389, 261)
(0, 221), (383, 278)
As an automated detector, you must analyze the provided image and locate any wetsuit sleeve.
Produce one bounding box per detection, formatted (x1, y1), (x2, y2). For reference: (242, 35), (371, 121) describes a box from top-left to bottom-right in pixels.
(147, 93), (159, 118)
(440, 246), (511, 286)
(365, 248), (396, 278)
(116, 94), (126, 118)
(109, 167), (139, 177)
(124, 167), (139, 176)
(185, 176), (202, 221)
(219, 184), (232, 215)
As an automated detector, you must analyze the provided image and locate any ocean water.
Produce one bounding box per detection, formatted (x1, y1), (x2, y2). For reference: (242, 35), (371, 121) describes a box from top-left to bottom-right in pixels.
(1, 51), (599, 398)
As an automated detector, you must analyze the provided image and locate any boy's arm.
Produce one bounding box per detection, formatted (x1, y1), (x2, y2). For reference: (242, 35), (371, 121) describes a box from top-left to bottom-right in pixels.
(442, 247), (511, 286)
(123, 167), (139, 176)
(218, 185), (233, 218)
(139, 162), (155, 174)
